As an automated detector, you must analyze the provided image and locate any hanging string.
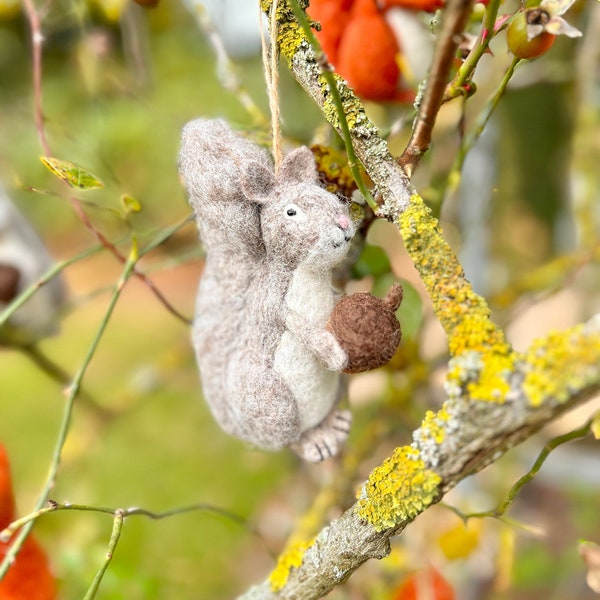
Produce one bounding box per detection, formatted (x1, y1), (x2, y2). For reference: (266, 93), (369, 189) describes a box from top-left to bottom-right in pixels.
(260, 0), (283, 172)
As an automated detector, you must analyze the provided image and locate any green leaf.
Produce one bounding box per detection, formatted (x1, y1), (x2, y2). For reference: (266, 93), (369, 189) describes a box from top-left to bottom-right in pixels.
(396, 280), (423, 340)
(40, 156), (105, 190)
(351, 244), (391, 279)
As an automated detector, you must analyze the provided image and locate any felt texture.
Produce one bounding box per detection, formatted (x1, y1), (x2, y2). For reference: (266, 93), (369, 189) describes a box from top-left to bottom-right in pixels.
(328, 283), (403, 373)
(179, 119), (356, 462)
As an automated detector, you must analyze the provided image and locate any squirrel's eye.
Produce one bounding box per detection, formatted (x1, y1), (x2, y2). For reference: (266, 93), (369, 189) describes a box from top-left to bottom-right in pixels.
(286, 207), (297, 217)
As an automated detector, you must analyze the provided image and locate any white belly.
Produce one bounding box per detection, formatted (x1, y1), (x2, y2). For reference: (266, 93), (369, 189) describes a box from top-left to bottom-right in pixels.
(285, 265), (337, 326)
(273, 266), (341, 429)
(274, 331), (339, 430)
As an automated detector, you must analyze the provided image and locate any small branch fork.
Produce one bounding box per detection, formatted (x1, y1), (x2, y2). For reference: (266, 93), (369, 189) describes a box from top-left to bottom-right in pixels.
(1, 501), (264, 600)
(398, 0), (476, 177)
(444, 418), (595, 523)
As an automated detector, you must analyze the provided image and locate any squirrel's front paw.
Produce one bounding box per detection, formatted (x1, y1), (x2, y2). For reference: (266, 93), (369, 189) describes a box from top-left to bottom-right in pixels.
(290, 410), (352, 463)
(321, 333), (348, 371)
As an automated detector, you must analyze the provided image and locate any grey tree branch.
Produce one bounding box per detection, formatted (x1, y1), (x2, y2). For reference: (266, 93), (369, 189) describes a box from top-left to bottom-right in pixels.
(240, 317), (600, 600)
(241, 3), (600, 598)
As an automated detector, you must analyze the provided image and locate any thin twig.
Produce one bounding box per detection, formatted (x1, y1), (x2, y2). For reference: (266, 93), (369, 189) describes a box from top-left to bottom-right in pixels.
(442, 56), (520, 202)
(17, 344), (115, 422)
(1, 500), (258, 540)
(0, 242), (139, 582)
(66, 200), (191, 324)
(82, 510), (124, 600)
(22, 0), (50, 155)
(444, 418), (593, 522)
(399, 0), (476, 177)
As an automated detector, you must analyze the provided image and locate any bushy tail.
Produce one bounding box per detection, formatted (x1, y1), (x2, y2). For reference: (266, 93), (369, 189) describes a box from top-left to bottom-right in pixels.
(179, 119), (271, 257)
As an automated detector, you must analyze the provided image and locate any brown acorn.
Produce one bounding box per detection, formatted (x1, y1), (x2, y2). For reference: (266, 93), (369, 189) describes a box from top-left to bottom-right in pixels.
(327, 283), (403, 374)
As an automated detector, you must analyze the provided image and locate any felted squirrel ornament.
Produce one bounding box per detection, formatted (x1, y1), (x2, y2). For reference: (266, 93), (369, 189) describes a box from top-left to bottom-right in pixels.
(180, 120), (403, 461)
(180, 119), (356, 462)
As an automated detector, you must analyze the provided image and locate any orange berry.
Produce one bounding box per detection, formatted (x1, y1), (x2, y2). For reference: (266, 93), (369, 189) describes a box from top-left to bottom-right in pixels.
(0, 445), (56, 600)
(506, 9), (556, 59)
(336, 0), (413, 101)
(307, 0), (354, 64)
(393, 565), (455, 600)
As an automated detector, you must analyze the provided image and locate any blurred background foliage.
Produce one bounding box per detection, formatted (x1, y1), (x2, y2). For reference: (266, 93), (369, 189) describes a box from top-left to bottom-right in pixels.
(0, 0), (599, 598)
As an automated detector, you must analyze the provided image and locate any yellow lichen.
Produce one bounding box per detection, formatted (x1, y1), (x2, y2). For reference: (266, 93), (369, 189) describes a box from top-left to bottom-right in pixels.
(448, 314), (511, 358)
(468, 352), (515, 402)
(421, 408), (450, 444)
(269, 540), (312, 592)
(446, 343), (515, 404)
(261, 0), (305, 59)
(355, 446), (441, 532)
(521, 324), (600, 407)
(399, 195), (517, 403)
(398, 196), (502, 352)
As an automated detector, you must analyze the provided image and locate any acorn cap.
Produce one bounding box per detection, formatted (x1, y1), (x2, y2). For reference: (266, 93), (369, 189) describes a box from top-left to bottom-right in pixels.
(328, 283), (403, 374)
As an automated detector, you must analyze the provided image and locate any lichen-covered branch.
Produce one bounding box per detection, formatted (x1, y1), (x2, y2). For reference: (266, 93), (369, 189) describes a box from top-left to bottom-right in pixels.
(241, 316), (600, 599)
(243, 3), (600, 599)
(261, 1), (503, 347)
(261, 0), (414, 221)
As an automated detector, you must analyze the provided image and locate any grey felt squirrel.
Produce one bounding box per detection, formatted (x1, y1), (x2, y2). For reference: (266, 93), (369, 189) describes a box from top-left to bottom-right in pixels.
(179, 119), (356, 462)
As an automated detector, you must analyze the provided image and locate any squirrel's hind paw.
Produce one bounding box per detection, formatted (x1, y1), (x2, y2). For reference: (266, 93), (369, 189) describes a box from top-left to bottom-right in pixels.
(290, 410), (352, 463)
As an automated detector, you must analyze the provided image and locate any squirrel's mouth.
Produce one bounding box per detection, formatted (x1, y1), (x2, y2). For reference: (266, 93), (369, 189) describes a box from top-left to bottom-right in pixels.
(332, 234), (352, 249)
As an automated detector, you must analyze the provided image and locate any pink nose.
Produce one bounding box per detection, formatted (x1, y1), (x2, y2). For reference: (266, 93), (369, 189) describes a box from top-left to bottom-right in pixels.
(337, 214), (350, 230)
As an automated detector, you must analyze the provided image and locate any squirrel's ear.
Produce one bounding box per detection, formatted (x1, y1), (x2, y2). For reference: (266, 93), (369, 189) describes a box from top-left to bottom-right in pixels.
(278, 147), (318, 183)
(242, 160), (276, 203)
